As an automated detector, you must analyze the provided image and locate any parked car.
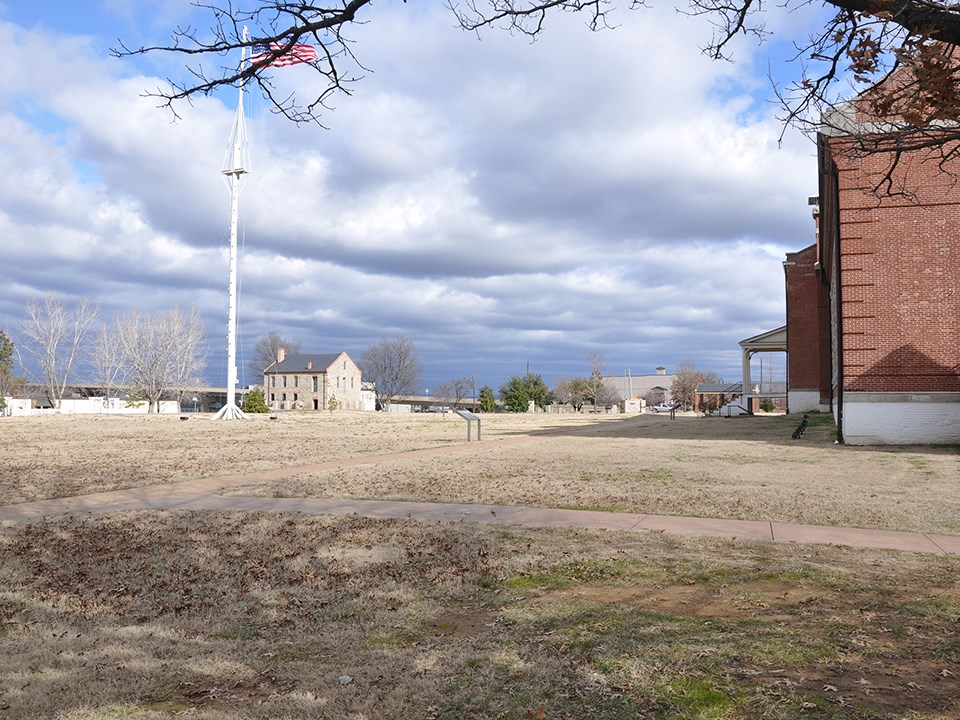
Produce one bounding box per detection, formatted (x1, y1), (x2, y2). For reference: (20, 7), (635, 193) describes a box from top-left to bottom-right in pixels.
(650, 403), (676, 413)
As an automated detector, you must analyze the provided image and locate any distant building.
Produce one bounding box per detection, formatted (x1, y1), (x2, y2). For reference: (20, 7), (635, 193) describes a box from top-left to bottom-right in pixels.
(604, 366), (674, 404)
(263, 348), (363, 411)
(738, 326), (788, 413)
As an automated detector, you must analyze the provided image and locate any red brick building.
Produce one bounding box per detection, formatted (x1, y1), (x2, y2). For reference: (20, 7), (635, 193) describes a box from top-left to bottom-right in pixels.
(785, 123), (960, 443)
(783, 243), (831, 414)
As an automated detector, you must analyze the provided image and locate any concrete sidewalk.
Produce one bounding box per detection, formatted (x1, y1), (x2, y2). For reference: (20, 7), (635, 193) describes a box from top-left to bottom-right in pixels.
(2, 480), (958, 556)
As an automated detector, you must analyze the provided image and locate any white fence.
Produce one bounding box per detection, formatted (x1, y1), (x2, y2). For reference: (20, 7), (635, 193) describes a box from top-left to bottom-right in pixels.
(2, 397), (180, 416)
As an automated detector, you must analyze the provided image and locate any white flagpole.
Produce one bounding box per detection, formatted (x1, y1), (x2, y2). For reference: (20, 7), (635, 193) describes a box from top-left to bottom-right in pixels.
(213, 27), (251, 421)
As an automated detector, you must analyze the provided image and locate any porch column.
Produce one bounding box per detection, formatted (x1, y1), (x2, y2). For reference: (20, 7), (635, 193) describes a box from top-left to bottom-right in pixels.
(742, 348), (754, 408)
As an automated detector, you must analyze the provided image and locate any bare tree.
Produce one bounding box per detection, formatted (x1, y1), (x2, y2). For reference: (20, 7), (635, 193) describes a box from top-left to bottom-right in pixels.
(115, 306), (208, 413)
(115, 1), (960, 172)
(249, 331), (302, 379)
(17, 294), (100, 408)
(671, 361), (721, 410)
(432, 382), (454, 416)
(582, 351), (619, 410)
(450, 377), (474, 409)
(430, 377), (472, 413)
(643, 388), (665, 406)
(584, 351), (605, 411)
(168, 307), (209, 406)
(554, 376), (589, 411)
(360, 337), (421, 411)
(89, 322), (126, 405)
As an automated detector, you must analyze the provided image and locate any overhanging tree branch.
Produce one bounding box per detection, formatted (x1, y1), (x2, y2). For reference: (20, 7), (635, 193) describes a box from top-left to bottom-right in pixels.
(118, 0), (960, 185)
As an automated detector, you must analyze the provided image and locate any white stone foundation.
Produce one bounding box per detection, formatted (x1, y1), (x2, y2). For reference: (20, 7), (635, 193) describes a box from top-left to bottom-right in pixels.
(841, 393), (960, 445)
(788, 390), (825, 414)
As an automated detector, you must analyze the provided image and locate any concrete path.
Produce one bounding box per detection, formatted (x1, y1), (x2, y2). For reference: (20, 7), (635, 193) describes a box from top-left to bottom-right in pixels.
(2, 488), (958, 555)
(2, 444), (958, 557)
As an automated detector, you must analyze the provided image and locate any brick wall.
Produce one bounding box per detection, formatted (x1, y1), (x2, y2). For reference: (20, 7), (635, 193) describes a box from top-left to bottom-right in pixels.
(827, 137), (960, 393)
(784, 243), (832, 404)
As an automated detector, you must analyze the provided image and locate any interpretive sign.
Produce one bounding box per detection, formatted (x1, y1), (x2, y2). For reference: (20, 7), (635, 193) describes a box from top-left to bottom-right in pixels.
(454, 408), (481, 442)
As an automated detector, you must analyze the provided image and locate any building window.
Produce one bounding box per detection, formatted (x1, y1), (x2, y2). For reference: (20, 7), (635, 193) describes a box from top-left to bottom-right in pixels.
(271, 376), (275, 387)
(270, 393), (275, 402)
(282, 393), (286, 402)
(312, 376), (318, 392)
(294, 376), (299, 388)
(294, 393), (298, 402)
(282, 376), (287, 388)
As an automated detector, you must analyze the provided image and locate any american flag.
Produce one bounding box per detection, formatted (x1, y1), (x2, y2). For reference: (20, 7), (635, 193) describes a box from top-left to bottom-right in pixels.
(250, 41), (318, 67)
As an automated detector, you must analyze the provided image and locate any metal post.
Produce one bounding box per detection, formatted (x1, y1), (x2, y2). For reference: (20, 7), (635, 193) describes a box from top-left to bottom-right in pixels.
(213, 27), (252, 421)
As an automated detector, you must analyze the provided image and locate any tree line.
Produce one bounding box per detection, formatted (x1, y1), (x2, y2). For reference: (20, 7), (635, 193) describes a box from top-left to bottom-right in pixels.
(4, 300), (721, 415)
(242, 337), (722, 415)
(494, 354), (719, 413)
(244, 332), (721, 412)
(6, 293), (207, 412)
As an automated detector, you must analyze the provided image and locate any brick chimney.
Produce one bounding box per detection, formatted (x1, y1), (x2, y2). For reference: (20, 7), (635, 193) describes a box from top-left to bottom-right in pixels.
(307, 361), (312, 370)
(277, 347), (286, 364)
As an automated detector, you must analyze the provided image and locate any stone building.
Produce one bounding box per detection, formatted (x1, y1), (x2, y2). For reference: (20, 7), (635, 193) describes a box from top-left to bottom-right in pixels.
(263, 348), (363, 411)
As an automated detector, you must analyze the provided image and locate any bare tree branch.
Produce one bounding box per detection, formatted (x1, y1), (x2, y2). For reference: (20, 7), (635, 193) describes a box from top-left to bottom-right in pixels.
(359, 337), (421, 411)
(17, 294), (100, 408)
(112, 0), (376, 122)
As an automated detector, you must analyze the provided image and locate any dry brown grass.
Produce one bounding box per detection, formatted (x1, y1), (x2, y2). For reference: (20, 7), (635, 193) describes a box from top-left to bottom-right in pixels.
(1, 411), (959, 719)
(3, 411), (959, 533)
(0, 511), (958, 719)
(0, 411), (607, 505)
(227, 412), (958, 535)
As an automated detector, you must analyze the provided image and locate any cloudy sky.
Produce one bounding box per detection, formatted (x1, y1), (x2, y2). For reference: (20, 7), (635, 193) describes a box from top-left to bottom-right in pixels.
(1, 0), (829, 393)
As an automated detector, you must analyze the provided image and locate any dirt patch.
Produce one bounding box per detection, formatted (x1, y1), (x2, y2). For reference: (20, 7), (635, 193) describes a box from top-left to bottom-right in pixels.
(422, 610), (497, 639)
(787, 660), (959, 717)
(548, 580), (829, 620)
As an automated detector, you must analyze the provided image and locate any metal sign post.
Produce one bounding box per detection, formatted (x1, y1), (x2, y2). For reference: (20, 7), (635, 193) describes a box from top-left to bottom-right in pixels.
(454, 409), (481, 442)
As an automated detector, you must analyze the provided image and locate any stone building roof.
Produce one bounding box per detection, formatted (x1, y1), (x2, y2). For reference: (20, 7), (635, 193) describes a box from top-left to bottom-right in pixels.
(264, 352), (344, 375)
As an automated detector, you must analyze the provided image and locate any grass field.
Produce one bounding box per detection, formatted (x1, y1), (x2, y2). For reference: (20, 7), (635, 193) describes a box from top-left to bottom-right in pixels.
(0, 411), (958, 718)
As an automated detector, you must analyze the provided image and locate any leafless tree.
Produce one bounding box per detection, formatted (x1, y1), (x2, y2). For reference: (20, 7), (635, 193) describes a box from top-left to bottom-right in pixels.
(360, 337), (421, 411)
(450, 376), (474, 409)
(584, 351), (619, 410)
(432, 382), (454, 416)
(114, 0), (960, 172)
(115, 306), (208, 413)
(89, 322), (126, 405)
(671, 361), (721, 410)
(249, 331), (302, 379)
(168, 307), (209, 406)
(554, 376), (589, 411)
(643, 388), (665, 406)
(17, 294), (100, 408)
(431, 377), (472, 414)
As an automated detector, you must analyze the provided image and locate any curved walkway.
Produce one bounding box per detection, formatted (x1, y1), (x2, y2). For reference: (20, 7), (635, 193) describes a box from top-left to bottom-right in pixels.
(1, 440), (958, 557)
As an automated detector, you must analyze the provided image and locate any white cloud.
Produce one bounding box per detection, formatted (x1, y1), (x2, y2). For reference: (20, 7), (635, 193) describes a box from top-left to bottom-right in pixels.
(0, 4), (823, 389)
